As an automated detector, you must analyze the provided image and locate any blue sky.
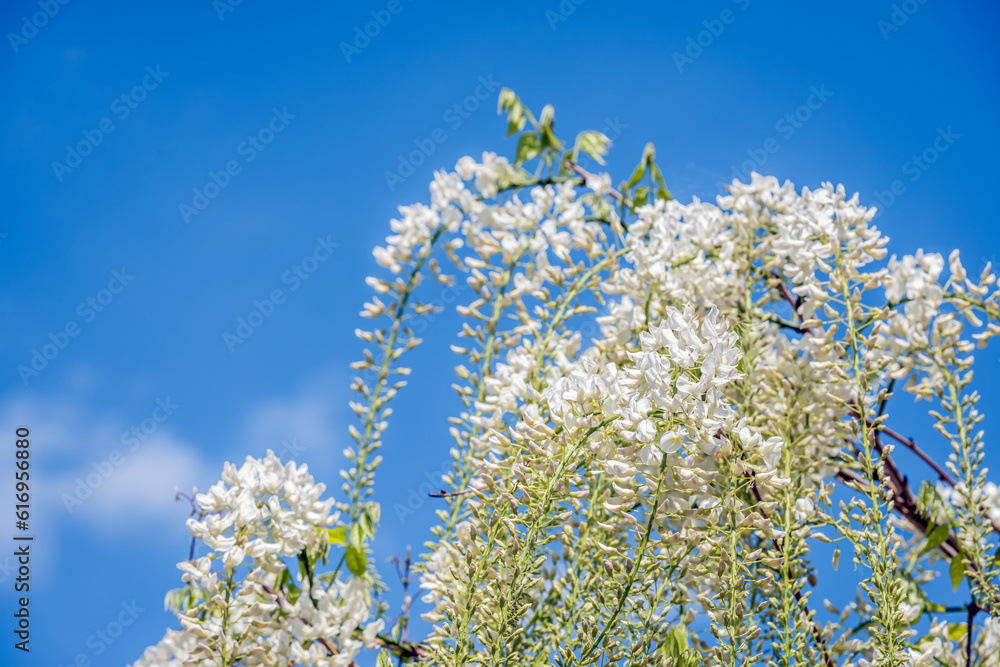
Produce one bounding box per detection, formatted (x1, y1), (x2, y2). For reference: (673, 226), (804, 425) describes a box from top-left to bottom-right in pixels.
(1, 0), (998, 663)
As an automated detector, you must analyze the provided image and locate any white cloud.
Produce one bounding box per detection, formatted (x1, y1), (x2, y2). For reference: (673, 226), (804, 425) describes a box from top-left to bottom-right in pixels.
(238, 371), (343, 475)
(0, 368), (344, 545)
(0, 391), (104, 459)
(59, 433), (216, 532)
(0, 386), (214, 542)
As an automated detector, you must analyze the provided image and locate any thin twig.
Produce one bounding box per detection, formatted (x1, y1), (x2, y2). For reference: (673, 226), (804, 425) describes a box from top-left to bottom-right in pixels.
(428, 488), (475, 498)
(175, 489), (205, 561)
(564, 161), (628, 205)
(967, 600), (979, 667)
(389, 547), (413, 648)
(770, 272), (813, 335)
(260, 582), (359, 666)
(879, 424), (956, 487)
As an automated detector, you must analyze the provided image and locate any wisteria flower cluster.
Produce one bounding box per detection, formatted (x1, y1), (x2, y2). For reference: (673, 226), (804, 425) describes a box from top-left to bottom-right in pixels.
(136, 91), (1000, 666)
(132, 452), (385, 666)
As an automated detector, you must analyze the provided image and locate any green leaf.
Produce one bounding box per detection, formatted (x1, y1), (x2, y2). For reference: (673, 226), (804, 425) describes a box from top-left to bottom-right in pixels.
(652, 164), (672, 201)
(921, 524), (950, 555)
(497, 88), (528, 138)
(540, 124), (562, 152)
(626, 163), (646, 190)
(515, 132), (542, 166)
(917, 480), (951, 522)
(346, 544), (367, 576)
(164, 586), (193, 614)
(365, 503), (381, 531)
(326, 527), (347, 545)
(276, 568), (291, 592)
(947, 622), (967, 641)
(358, 507), (377, 541)
(350, 523), (364, 548)
(949, 553), (966, 591)
(390, 615), (408, 643)
(574, 130), (610, 165)
(376, 650), (394, 667)
(917, 480), (935, 513)
(298, 552), (310, 583)
(633, 186), (648, 208)
(642, 142), (656, 165)
(663, 626), (687, 657)
(285, 579), (301, 605)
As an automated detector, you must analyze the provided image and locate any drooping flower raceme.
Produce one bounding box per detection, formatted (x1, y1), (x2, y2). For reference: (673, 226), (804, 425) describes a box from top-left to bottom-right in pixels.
(132, 452), (383, 667)
(135, 91), (1000, 667)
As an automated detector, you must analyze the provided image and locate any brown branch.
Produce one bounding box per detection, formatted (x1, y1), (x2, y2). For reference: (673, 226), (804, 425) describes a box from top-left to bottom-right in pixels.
(770, 272), (813, 335)
(877, 423), (956, 488)
(833, 466), (959, 560)
(849, 409), (1000, 537)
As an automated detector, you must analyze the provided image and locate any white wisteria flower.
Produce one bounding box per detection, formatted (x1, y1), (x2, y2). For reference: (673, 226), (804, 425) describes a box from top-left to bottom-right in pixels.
(135, 91), (1000, 667)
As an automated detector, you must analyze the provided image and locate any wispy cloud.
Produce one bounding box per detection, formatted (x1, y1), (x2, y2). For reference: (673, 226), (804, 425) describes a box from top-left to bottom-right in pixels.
(238, 370), (344, 477)
(0, 380), (209, 534)
(0, 366), (346, 580)
(61, 434), (214, 530)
